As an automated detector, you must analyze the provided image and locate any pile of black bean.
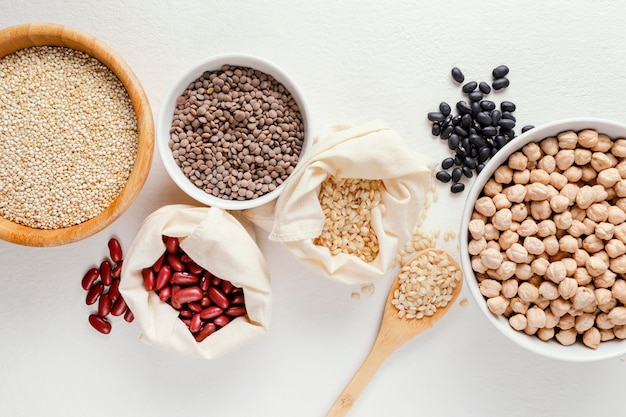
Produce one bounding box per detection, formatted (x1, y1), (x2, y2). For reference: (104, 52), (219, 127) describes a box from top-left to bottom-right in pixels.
(428, 65), (534, 193)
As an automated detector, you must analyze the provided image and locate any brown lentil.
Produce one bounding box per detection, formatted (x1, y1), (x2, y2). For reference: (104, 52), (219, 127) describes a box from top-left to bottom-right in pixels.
(314, 176), (382, 263)
(0, 46), (138, 229)
(168, 65), (304, 201)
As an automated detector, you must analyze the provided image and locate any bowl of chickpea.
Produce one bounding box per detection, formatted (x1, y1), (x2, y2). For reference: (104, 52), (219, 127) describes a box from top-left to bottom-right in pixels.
(460, 118), (626, 361)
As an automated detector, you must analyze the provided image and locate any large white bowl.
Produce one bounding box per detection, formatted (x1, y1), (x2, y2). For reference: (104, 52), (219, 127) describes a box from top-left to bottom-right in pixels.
(157, 53), (310, 210)
(460, 117), (626, 362)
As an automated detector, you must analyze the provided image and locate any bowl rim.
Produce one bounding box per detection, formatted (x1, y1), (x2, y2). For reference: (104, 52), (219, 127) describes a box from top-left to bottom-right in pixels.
(156, 52), (310, 210)
(460, 117), (626, 362)
(0, 23), (154, 247)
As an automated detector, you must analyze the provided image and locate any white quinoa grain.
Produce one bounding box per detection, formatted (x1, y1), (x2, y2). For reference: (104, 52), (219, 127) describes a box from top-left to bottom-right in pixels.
(0, 46), (138, 229)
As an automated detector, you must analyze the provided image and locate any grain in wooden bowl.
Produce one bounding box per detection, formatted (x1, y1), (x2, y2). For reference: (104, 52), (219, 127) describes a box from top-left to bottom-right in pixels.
(0, 23), (154, 246)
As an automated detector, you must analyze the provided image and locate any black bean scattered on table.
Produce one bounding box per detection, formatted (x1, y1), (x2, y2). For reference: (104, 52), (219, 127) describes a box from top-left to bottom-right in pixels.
(427, 64), (534, 194)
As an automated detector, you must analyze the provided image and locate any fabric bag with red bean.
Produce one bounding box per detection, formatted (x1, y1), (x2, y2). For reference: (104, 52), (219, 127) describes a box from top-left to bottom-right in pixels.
(120, 204), (271, 360)
(245, 119), (434, 285)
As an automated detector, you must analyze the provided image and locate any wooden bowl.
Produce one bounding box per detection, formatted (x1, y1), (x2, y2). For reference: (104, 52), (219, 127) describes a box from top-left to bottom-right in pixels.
(0, 23), (154, 246)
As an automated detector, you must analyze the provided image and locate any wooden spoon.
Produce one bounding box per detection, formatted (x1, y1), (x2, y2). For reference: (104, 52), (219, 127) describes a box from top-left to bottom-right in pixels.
(326, 248), (463, 417)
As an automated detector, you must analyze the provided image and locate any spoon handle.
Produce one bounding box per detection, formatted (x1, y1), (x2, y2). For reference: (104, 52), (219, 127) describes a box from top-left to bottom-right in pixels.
(325, 336), (395, 417)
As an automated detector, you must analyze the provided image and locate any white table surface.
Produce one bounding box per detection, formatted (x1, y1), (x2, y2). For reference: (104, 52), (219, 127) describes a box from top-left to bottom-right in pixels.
(2, 1), (626, 416)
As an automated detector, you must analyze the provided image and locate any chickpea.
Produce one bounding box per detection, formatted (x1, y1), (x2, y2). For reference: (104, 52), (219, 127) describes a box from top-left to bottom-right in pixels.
(582, 327), (601, 349)
(596, 311), (615, 329)
(515, 263), (533, 280)
(562, 166), (583, 183)
(487, 296), (509, 316)
(583, 234), (603, 254)
(595, 222), (615, 241)
(558, 313), (576, 329)
(611, 138), (626, 157)
(546, 184), (559, 200)
(483, 223), (500, 241)
(539, 281), (559, 300)
(516, 219), (537, 237)
(550, 297), (571, 317)
(543, 236), (560, 256)
(530, 200), (551, 221)
(576, 129), (598, 148)
(529, 169), (550, 185)
(592, 151), (618, 172)
(600, 329), (616, 342)
(508, 152), (528, 171)
(572, 286), (597, 310)
(480, 247), (503, 270)
(575, 185), (596, 210)
(483, 179), (503, 197)
(608, 306), (626, 326)
(566, 220), (585, 239)
(471, 256), (488, 274)
(558, 235), (579, 253)
(537, 219), (556, 237)
(614, 179), (626, 198)
(523, 236), (544, 255)
(555, 149), (575, 171)
(562, 258), (578, 276)
(548, 172), (567, 191)
(586, 254), (609, 278)
(574, 267), (593, 286)
(531, 257), (550, 276)
(548, 195), (570, 215)
(544, 308), (559, 328)
(597, 167), (621, 188)
(575, 313), (596, 333)
(540, 136), (559, 155)
(510, 297), (530, 314)
(586, 203), (609, 223)
(611, 279), (626, 303)
(553, 212), (572, 231)
(486, 241), (500, 251)
(614, 325), (626, 339)
(526, 183), (548, 201)
(559, 183), (579, 205)
(492, 208), (512, 231)
(610, 254), (626, 274)
(526, 306), (547, 328)
(537, 327), (555, 341)
(573, 248), (590, 266)
(522, 142), (542, 161)
(608, 206), (626, 225)
(556, 328), (578, 346)
(510, 203), (528, 222)
(524, 326), (539, 336)
(506, 243), (529, 263)
(546, 261), (567, 284)
(558, 277), (578, 299)
(503, 184), (526, 203)
(478, 279), (502, 298)
(498, 230), (519, 250)
(537, 155), (556, 173)
(513, 169), (531, 185)
(494, 165), (513, 184)
(501, 279), (518, 299)
(496, 261), (516, 280)
(557, 130), (578, 149)
(614, 223), (626, 243)
(509, 314), (527, 331)
(468, 219), (485, 240)
(595, 288), (613, 308)
(582, 218), (598, 237)
(574, 148), (592, 165)
(616, 161), (626, 180)
(594, 132), (613, 152)
(468, 238), (487, 255)
(581, 165), (597, 182)
(474, 196), (496, 217)
(517, 282), (539, 303)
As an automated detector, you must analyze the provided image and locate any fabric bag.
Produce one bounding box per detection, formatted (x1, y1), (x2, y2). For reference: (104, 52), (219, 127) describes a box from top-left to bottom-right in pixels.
(120, 204), (271, 359)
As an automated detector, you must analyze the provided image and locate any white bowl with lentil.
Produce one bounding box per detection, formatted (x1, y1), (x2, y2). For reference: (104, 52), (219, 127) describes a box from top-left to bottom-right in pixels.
(460, 118), (626, 361)
(157, 53), (309, 210)
(0, 23), (154, 246)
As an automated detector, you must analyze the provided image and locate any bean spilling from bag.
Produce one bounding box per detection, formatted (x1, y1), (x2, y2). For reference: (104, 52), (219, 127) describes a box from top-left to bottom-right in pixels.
(82, 238), (133, 334)
(142, 236), (247, 342)
(428, 65), (535, 193)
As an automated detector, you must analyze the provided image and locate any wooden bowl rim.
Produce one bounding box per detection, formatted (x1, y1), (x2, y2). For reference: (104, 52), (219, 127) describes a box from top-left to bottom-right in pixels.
(0, 23), (154, 246)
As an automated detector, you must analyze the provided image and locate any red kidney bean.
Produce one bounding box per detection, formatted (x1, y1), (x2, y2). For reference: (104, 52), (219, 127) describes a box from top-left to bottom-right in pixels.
(152, 252), (166, 273)
(211, 276), (222, 287)
(108, 238), (123, 263)
(201, 296), (212, 307)
(225, 305), (247, 317)
(167, 253), (185, 271)
(200, 272), (211, 292)
(194, 322), (216, 342)
(81, 268), (100, 290)
(230, 293), (245, 306)
(188, 301), (203, 313)
(181, 318), (192, 327)
(213, 314), (230, 327)
(231, 286), (243, 294)
(142, 268), (155, 291)
(112, 261), (123, 279)
(165, 236), (179, 254)
(109, 278), (120, 301)
(186, 261), (204, 275)
(173, 286), (203, 305)
(155, 265), (171, 291)
(208, 287), (229, 309)
(98, 292), (112, 317)
(190, 313), (202, 333)
(86, 282), (104, 305)
(171, 271), (199, 285)
(111, 297), (127, 316)
(171, 285), (182, 309)
(100, 260), (112, 286)
(220, 280), (233, 294)
(200, 305), (223, 320)
(124, 309), (134, 323)
(179, 308), (193, 318)
(158, 285), (172, 302)
(89, 314), (112, 334)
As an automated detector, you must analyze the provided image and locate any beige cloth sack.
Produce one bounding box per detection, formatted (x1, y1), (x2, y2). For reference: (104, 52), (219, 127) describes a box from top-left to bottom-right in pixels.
(120, 204), (271, 360)
(247, 120), (434, 285)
